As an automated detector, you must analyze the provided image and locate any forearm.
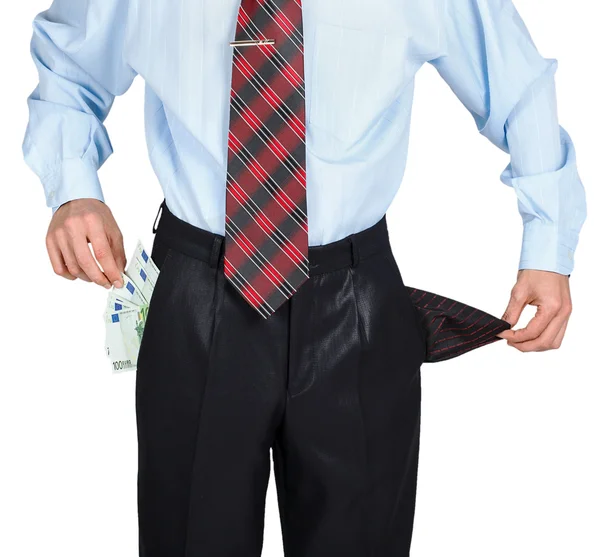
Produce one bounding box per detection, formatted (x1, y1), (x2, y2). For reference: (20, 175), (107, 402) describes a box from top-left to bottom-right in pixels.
(22, 0), (136, 209)
(501, 73), (586, 276)
(430, 0), (587, 276)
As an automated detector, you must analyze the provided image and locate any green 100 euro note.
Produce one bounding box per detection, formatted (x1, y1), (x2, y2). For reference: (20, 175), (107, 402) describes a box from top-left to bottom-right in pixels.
(104, 240), (159, 373)
(105, 306), (149, 372)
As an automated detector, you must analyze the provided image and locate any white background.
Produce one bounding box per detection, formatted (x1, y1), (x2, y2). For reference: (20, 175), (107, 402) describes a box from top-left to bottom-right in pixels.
(1, 1), (598, 556)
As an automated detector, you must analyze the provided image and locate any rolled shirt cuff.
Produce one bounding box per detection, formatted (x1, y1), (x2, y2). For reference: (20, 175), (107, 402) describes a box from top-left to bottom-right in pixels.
(518, 221), (575, 276)
(501, 128), (586, 276)
(41, 157), (105, 213)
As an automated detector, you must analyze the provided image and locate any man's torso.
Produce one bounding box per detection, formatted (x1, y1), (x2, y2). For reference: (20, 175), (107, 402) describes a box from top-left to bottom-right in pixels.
(122, 0), (445, 243)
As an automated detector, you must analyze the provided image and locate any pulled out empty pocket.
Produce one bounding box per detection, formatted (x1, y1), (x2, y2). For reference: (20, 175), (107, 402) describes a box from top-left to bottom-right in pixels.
(407, 288), (512, 363)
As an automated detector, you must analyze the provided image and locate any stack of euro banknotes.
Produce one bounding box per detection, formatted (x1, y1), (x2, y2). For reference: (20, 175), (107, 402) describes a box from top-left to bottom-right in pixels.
(103, 241), (160, 373)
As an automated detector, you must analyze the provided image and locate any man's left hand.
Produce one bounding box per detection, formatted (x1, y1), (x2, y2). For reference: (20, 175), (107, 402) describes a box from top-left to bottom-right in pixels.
(497, 270), (572, 352)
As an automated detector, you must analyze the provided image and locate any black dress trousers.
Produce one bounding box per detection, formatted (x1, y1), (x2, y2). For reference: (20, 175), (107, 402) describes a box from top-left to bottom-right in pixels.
(136, 203), (510, 557)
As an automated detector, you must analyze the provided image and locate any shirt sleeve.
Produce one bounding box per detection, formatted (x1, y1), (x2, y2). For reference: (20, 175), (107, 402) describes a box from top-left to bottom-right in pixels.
(22, 0), (137, 212)
(428, 0), (587, 275)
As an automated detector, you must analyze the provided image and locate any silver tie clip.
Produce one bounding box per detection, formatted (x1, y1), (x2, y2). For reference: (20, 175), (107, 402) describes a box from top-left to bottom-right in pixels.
(230, 39), (275, 47)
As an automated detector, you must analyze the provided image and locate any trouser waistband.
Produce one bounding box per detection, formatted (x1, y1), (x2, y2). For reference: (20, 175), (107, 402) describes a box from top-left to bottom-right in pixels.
(153, 201), (392, 275)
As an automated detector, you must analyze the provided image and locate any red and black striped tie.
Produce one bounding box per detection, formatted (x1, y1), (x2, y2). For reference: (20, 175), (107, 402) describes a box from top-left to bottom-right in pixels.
(224, 0), (308, 319)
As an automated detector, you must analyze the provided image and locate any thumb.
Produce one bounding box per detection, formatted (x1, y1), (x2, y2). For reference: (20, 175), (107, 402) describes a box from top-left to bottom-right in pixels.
(497, 292), (526, 341)
(502, 287), (528, 327)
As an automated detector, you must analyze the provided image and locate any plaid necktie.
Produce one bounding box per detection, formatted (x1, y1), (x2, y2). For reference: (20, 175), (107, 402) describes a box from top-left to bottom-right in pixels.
(224, 0), (308, 319)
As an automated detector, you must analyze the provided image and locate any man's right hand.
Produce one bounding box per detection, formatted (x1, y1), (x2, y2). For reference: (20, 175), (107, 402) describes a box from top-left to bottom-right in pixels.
(46, 199), (126, 289)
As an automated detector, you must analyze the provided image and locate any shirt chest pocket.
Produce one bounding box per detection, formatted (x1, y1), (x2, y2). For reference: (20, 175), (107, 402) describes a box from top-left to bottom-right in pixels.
(308, 22), (411, 148)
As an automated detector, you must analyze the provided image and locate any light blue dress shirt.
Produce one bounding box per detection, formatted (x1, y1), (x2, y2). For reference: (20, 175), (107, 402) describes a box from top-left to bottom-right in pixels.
(23, 0), (586, 275)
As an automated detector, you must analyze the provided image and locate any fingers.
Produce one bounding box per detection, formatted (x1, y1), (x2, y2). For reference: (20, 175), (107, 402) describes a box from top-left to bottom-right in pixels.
(107, 228), (127, 285)
(552, 320), (569, 349)
(89, 221), (123, 287)
(72, 235), (112, 288)
(502, 270), (573, 352)
(546, 318), (569, 350)
(46, 235), (76, 281)
(508, 312), (565, 352)
(55, 230), (92, 282)
(502, 287), (528, 327)
(46, 199), (126, 289)
(508, 303), (558, 344)
(496, 329), (512, 341)
(499, 286), (529, 342)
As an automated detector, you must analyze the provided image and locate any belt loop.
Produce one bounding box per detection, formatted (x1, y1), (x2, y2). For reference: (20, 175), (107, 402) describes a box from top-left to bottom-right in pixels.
(349, 235), (360, 268)
(152, 200), (165, 234)
(209, 236), (223, 269)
